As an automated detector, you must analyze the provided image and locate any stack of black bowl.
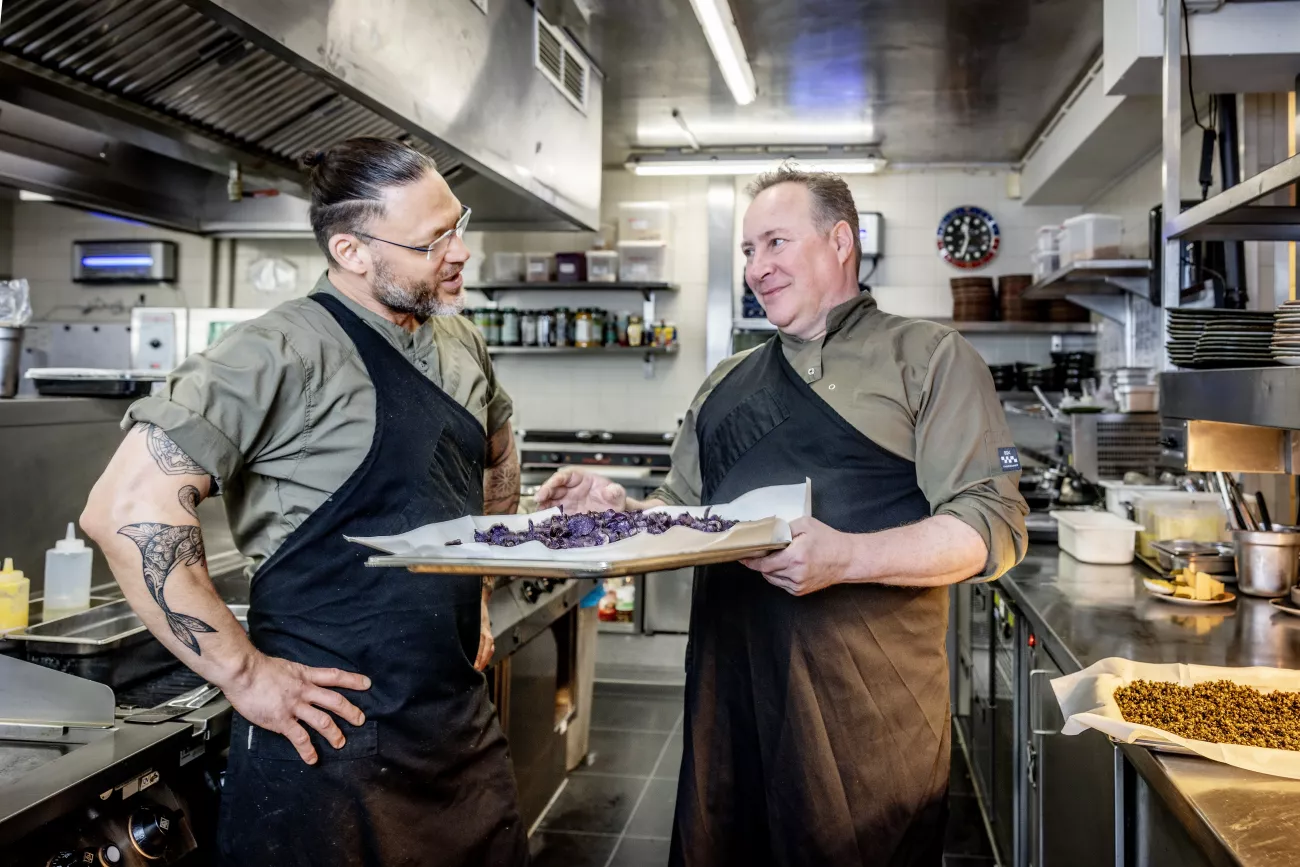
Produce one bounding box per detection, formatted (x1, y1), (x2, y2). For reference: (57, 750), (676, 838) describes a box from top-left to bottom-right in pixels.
(1053, 351), (1096, 392)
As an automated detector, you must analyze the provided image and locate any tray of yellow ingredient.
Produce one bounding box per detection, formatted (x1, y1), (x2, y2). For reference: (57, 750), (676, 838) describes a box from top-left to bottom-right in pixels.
(1051, 657), (1300, 778)
(1142, 568), (1235, 606)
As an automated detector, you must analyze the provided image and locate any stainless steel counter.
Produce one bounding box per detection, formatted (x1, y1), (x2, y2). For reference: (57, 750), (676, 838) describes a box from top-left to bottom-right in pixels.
(996, 547), (1300, 867)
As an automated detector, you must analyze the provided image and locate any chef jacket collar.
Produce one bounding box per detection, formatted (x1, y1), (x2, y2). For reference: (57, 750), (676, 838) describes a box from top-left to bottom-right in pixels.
(311, 272), (434, 353)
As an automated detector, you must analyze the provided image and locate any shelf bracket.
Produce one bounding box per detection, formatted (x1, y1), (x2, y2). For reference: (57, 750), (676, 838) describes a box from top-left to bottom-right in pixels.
(643, 352), (656, 379)
(1065, 294), (1127, 323)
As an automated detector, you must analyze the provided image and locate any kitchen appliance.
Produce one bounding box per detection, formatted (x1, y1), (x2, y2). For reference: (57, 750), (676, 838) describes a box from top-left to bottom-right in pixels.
(130, 308), (266, 372)
(517, 430), (692, 634)
(72, 242), (176, 284)
(1055, 412), (1162, 482)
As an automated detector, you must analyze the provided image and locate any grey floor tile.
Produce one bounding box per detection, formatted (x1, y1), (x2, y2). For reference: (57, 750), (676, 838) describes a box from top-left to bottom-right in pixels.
(538, 775), (645, 835)
(609, 836), (672, 867)
(574, 729), (671, 778)
(626, 778), (678, 840)
(654, 729), (684, 779)
(592, 695), (683, 733)
(529, 831), (619, 867)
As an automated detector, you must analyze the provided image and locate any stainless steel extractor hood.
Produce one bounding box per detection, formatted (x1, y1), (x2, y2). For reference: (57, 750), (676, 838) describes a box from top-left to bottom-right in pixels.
(0, 0), (603, 233)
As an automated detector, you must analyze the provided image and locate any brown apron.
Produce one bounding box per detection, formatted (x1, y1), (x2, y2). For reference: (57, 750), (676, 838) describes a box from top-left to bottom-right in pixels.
(670, 337), (950, 867)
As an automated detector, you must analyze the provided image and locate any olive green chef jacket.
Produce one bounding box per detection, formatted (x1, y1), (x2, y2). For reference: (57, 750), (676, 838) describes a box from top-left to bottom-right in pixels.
(122, 273), (513, 576)
(654, 291), (1028, 581)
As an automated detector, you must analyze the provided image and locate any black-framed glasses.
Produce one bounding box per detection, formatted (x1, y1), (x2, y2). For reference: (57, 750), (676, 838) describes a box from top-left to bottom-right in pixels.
(358, 205), (471, 261)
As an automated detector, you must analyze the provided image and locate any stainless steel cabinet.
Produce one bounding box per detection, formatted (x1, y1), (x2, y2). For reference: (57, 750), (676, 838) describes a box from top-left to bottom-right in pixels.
(1025, 642), (1116, 867)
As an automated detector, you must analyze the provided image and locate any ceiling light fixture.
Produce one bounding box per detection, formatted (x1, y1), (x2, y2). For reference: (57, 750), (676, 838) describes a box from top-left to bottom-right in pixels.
(685, 0), (756, 106)
(18, 190), (54, 202)
(671, 109), (702, 151)
(625, 152), (887, 177)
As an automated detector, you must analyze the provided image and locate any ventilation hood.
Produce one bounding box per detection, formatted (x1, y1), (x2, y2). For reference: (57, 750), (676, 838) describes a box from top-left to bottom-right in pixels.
(0, 0), (603, 233)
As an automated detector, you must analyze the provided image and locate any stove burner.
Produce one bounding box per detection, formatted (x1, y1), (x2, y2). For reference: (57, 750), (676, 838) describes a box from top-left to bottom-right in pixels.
(115, 665), (208, 712)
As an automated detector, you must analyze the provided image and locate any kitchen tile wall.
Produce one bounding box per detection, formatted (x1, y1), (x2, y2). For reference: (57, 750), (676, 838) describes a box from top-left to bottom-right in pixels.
(13, 202), (213, 322)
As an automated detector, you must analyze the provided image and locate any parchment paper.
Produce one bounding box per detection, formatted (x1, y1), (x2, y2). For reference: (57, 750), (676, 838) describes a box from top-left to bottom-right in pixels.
(1053, 657), (1300, 779)
(348, 480), (811, 564)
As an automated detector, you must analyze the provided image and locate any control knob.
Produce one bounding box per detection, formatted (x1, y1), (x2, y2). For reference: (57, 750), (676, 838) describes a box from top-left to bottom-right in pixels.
(148, 338), (163, 349)
(129, 805), (180, 860)
(47, 847), (121, 867)
(520, 581), (542, 604)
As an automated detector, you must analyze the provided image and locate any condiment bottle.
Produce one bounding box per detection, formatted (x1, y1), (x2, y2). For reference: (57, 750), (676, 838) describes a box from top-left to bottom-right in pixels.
(627, 315), (644, 348)
(0, 558), (29, 631)
(43, 523), (93, 620)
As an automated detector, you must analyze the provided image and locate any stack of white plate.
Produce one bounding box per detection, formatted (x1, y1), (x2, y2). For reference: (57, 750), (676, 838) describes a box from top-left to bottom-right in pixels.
(1273, 301), (1300, 366)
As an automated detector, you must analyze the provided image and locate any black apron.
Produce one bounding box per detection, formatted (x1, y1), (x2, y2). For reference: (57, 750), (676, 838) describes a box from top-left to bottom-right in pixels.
(670, 337), (951, 867)
(218, 292), (527, 867)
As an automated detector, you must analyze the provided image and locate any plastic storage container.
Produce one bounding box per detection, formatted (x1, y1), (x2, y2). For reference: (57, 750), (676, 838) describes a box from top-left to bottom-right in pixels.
(0, 557), (29, 631)
(586, 250), (619, 283)
(1037, 225), (1061, 254)
(1051, 510), (1144, 565)
(617, 242), (668, 282)
(524, 253), (553, 283)
(1099, 481), (1177, 521)
(1060, 214), (1123, 262)
(1132, 492), (1227, 560)
(491, 252), (524, 282)
(43, 523), (93, 620)
(617, 202), (672, 243)
(555, 253), (586, 283)
(1031, 251), (1059, 282)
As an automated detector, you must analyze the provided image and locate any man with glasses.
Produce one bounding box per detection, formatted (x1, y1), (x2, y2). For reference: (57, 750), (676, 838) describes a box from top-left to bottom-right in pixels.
(80, 137), (527, 866)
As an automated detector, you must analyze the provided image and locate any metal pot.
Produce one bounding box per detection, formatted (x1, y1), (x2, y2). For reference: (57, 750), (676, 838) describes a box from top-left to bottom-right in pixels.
(1232, 530), (1300, 597)
(0, 325), (22, 398)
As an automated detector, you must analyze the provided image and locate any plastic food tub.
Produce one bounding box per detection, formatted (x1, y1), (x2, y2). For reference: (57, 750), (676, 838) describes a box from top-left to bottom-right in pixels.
(1051, 510), (1144, 565)
(1060, 214), (1123, 262)
(1132, 492), (1227, 560)
(1099, 481), (1177, 521)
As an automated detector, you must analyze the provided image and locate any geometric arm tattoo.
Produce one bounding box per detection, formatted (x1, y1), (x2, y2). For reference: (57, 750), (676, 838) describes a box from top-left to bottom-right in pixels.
(140, 423), (207, 476)
(117, 522), (216, 656)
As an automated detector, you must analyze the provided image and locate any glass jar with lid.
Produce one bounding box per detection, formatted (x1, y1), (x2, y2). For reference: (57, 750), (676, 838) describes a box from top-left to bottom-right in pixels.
(554, 308), (571, 347)
(501, 308), (521, 346)
(485, 310), (502, 346)
(520, 310), (538, 347)
(537, 311), (554, 347)
(627, 314), (644, 348)
(575, 309), (596, 348)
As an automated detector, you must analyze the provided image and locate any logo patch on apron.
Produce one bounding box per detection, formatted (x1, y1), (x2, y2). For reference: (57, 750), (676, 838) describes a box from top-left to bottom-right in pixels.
(997, 446), (1021, 472)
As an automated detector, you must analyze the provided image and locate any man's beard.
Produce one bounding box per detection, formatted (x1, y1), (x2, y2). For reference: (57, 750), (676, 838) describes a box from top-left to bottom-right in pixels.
(371, 257), (464, 318)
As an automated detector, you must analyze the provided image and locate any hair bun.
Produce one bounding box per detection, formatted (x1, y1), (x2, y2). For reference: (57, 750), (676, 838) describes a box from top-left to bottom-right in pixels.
(300, 149), (327, 170)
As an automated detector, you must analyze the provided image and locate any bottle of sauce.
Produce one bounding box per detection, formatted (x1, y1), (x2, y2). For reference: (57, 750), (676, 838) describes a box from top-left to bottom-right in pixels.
(627, 315), (644, 348)
(43, 523), (93, 620)
(0, 558), (29, 631)
(575, 309), (595, 348)
(555, 308), (571, 347)
(520, 311), (538, 347)
(501, 308), (521, 346)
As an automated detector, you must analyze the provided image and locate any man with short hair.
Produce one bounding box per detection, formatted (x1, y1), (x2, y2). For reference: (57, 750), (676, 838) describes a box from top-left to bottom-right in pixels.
(537, 166), (1028, 866)
(82, 137), (527, 866)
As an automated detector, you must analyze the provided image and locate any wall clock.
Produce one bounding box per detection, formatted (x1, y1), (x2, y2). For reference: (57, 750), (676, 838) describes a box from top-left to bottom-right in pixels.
(937, 206), (1000, 269)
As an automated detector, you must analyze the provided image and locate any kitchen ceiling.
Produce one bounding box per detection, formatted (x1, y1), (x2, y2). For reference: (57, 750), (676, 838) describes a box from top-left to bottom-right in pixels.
(591, 0), (1104, 165)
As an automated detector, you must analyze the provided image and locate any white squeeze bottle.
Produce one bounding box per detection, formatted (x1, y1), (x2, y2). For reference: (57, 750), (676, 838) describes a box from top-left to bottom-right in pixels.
(43, 523), (93, 620)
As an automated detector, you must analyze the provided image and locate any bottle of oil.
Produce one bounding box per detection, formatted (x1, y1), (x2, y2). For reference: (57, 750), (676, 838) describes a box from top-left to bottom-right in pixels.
(43, 523), (92, 620)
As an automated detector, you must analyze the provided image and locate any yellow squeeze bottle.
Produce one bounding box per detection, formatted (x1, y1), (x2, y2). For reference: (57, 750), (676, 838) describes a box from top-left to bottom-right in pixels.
(0, 557), (30, 631)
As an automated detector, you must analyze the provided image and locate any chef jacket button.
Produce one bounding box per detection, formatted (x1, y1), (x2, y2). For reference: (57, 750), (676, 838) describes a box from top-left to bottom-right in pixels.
(808, 368), (815, 375)
(417, 359), (429, 370)
(828, 383), (836, 390)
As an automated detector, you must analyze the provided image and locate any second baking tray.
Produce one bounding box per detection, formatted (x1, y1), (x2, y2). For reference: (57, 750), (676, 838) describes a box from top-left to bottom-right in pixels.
(367, 541), (789, 579)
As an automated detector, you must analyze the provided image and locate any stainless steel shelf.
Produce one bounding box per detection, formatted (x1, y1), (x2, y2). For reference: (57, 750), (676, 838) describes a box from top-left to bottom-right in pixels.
(470, 282), (676, 301)
(1168, 154), (1300, 242)
(1161, 367), (1300, 429)
(1023, 260), (1152, 301)
(487, 345), (678, 356)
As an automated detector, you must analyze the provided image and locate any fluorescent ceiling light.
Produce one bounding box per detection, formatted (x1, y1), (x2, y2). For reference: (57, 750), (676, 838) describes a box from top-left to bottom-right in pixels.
(18, 190), (54, 202)
(636, 120), (876, 147)
(685, 0), (756, 106)
(626, 155), (887, 176)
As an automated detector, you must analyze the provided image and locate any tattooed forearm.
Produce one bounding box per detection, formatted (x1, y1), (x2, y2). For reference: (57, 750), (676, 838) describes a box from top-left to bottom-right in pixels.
(179, 485), (201, 518)
(117, 521), (216, 656)
(138, 423), (208, 477)
(484, 424), (520, 515)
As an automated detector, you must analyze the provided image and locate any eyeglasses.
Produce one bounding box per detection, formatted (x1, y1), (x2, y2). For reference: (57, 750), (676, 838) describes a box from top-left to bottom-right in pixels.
(357, 205), (471, 261)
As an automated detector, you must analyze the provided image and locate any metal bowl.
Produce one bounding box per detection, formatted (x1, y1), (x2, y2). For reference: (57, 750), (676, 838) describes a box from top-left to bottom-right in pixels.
(1150, 539), (1236, 574)
(1232, 530), (1300, 598)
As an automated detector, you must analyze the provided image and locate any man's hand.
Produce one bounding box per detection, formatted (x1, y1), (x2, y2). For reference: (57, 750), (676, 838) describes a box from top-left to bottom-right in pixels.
(222, 653), (371, 765)
(474, 585), (494, 671)
(741, 517), (856, 597)
(534, 467), (628, 513)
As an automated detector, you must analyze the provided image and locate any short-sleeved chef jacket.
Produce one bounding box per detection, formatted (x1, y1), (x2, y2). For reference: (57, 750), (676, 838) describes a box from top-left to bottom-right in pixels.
(654, 290), (1028, 581)
(122, 273), (512, 576)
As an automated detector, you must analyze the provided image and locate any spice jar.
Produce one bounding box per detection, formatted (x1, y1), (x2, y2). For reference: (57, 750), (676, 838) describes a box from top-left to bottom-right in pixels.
(575, 309), (595, 348)
(485, 310), (502, 346)
(615, 312), (630, 346)
(473, 309), (491, 340)
(627, 315), (644, 348)
(501, 308), (521, 346)
(520, 310), (538, 347)
(554, 308), (571, 347)
(603, 315), (618, 347)
(537, 311), (554, 347)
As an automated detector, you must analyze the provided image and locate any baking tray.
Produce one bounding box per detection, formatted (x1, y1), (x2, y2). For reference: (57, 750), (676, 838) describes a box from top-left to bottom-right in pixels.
(5, 600), (249, 652)
(368, 541), (789, 579)
(1112, 735), (1199, 757)
(1150, 539), (1236, 575)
